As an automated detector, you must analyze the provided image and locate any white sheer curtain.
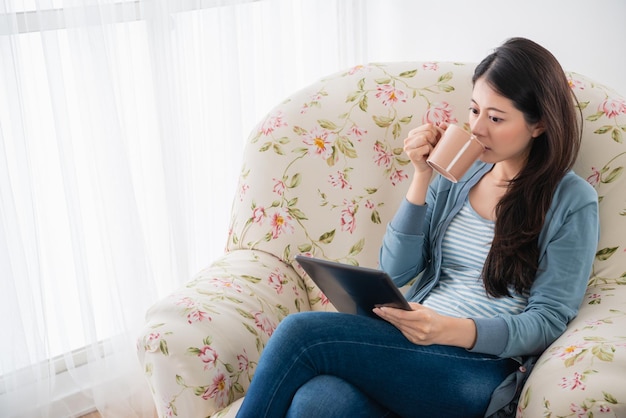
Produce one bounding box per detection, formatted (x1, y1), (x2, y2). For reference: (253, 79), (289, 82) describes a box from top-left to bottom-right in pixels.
(0, 0), (367, 416)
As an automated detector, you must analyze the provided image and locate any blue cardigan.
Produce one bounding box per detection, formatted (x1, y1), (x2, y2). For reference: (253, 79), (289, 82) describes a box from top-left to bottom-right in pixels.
(380, 162), (599, 360)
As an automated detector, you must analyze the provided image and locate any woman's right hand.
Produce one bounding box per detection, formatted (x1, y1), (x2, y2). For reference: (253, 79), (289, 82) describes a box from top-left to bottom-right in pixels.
(404, 123), (445, 175)
(403, 123), (446, 205)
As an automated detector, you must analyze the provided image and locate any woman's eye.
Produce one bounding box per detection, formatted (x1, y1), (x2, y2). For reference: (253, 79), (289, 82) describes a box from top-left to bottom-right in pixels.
(489, 116), (502, 123)
(469, 107), (479, 115)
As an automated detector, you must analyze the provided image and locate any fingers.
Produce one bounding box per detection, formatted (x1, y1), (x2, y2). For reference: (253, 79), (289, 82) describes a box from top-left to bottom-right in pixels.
(403, 124), (443, 168)
(373, 303), (419, 325)
(373, 304), (435, 345)
(405, 123), (442, 149)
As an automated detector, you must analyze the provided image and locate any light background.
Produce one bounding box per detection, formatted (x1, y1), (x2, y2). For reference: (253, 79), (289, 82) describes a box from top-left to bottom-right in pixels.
(362, 0), (625, 96)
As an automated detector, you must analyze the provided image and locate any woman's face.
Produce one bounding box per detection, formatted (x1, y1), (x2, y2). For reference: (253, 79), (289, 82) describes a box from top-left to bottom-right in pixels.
(469, 77), (543, 167)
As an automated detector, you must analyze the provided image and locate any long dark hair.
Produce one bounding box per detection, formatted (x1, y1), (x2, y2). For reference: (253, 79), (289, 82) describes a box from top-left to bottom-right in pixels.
(473, 37), (582, 297)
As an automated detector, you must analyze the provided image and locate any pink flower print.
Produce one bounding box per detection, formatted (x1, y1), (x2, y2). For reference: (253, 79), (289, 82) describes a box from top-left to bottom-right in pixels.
(347, 64), (368, 75)
(272, 178), (286, 196)
(198, 345), (219, 370)
(559, 344), (580, 358)
(252, 206), (266, 225)
(556, 344), (586, 363)
(202, 372), (230, 407)
(208, 277), (244, 293)
(586, 166), (601, 187)
(300, 92), (325, 114)
(270, 207), (295, 239)
(259, 111), (287, 135)
(160, 397), (175, 418)
(389, 168), (408, 186)
(268, 268), (285, 294)
(237, 351), (250, 372)
(570, 402), (589, 417)
(422, 102), (458, 125)
(559, 372), (586, 391)
(584, 319), (604, 327)
(176, 296), (196, 309)
(144, 333), (162, 353)
(365, 199), (374, 210)
(309, 92), (324, 102)
(599, 97), (626, 118)
(253, 311), (277, 337)
(319, 291), (330, 306)
(303, 127), (334, 160)
(294, 253), (314, 277)
(375, 84), (407, 107)
(568, 77), (585, 91)
(340, 200), (357, 234)
(347, 124), (367, 142)
(238, 182), (249, 201)
(178, 298), (211, 323)
(599, 404), (612, 413)
(586, 293), (602, 305)
(373, 141), (393, 168)
(329, 170), (352, 190)
(187, 309), (212, 324)
(422, 62), (439, 71)
(296, 251), (314, 262)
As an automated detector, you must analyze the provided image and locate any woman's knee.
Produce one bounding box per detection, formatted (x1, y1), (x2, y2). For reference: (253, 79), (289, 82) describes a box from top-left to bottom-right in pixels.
(287, 375), (393, 418)
(272, 311), (342, 345)
(270, 312), (322, 345)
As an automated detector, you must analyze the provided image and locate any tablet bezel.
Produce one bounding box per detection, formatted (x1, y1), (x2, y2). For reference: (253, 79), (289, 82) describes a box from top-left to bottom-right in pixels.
(295, 255), (411, 318)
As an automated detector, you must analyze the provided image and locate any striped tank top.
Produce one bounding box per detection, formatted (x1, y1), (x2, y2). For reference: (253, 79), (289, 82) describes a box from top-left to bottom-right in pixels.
(421, 197), (528, 318)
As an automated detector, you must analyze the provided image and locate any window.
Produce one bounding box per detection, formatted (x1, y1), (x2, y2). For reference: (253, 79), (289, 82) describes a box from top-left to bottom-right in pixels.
(0, 0), (367, 415)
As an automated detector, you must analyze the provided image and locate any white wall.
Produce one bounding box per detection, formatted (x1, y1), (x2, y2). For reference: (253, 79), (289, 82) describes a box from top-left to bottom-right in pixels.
(362, 0), (626, 95)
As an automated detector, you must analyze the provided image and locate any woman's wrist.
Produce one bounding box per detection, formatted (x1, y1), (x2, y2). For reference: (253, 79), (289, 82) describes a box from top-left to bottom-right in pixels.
(405, 170), (432, 205)
(439, 317), (477, 349)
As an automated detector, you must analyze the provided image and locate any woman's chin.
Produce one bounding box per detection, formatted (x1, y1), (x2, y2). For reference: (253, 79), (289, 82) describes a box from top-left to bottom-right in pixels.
(478, 151), (499, 164)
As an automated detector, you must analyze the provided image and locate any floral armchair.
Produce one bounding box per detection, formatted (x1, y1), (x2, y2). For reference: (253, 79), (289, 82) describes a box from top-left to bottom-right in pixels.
(137, 62), (626, 417)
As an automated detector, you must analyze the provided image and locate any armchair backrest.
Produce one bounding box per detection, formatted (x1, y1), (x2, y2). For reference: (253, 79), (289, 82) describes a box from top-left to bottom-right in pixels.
(226, 62), (626, 309)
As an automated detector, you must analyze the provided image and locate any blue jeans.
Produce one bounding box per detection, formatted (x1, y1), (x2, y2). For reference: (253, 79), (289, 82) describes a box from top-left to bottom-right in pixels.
(236, 312), (516, 418)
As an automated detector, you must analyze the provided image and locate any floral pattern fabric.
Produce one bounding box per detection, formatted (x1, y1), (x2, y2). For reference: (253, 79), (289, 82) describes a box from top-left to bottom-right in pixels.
(136, 62), (626, 418)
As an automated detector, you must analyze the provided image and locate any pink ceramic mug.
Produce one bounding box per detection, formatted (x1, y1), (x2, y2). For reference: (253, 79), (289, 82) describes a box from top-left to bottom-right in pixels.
(426, 125), (485, 183)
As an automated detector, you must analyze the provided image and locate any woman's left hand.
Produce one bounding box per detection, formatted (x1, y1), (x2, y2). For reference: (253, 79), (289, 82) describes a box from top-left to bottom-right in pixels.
(373, 302), (477, 349)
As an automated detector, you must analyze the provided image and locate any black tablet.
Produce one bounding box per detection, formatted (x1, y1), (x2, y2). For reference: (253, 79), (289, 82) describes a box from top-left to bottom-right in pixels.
(295, 255), (412, 319)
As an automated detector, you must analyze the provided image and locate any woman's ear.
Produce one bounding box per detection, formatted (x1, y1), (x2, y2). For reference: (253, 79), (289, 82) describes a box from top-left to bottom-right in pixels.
(531, 121), (545, 139)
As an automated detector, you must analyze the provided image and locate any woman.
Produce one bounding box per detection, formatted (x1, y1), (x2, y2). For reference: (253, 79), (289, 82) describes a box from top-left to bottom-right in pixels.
(236, 37), (599, 418)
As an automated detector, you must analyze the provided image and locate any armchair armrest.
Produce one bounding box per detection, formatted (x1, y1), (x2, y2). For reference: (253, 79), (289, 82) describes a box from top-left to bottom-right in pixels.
(518, 283), (626, 416)
(137, 250), (309, 417)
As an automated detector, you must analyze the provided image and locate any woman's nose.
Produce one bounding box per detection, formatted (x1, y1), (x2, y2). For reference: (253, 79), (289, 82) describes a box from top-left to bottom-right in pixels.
(470, 115), (488, 138)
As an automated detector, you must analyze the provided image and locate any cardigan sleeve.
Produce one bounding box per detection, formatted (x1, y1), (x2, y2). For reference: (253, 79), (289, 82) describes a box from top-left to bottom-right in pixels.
(379, 198), (429, 287)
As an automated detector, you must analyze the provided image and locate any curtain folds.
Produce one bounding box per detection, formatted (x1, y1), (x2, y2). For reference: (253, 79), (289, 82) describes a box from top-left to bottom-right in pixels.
(0, 0), (367, 416)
